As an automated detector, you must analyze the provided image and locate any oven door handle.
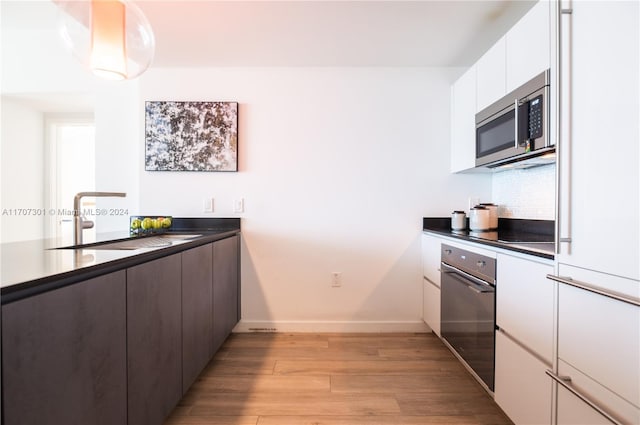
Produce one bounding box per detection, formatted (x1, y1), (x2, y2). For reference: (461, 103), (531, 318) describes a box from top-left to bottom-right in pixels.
(441, 262), (495, 293)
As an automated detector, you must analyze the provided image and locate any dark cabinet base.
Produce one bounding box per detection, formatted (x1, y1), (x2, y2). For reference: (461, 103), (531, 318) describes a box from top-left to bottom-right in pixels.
(1, 234), (241, 425)
(1, 271), (127, 425)
(127, 254), (182, 425)
(182, 243), (214, 392)
(213, 235), (240, 352)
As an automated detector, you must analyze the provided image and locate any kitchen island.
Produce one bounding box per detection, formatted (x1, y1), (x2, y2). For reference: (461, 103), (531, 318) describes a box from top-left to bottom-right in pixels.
(1, 217), (240, 302)
(1, 218), (241, 425)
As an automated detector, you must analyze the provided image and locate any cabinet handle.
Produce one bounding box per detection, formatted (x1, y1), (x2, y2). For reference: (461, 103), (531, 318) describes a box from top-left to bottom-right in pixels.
(546, 274), (640, 307)
(441, 262), (495, 288)
(514, 98), (519, 148)
(545, 370), (625, 425)
(424, 277), (440, 290)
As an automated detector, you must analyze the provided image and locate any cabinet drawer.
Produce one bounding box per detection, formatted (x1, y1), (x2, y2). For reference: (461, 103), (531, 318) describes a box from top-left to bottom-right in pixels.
(558, 283), (640, 410)
(423, 278), (440, 336)
(556, 360), (640, 425)
(557, 385), (618, 425)
(495, 330), (552, 425)
(421, 233), (441, 286)
(496, 253), (554, 362)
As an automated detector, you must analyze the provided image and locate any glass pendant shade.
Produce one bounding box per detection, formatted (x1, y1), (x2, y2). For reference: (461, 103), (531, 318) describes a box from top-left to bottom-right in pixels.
(58, 0), (155, 80)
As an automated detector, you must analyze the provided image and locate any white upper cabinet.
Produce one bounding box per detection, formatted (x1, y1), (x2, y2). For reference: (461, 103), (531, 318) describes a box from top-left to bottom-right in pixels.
(450, 65), (477, 173)
(556, 0), (639, 281)
(449, 1), (551, 173)
(475, 36), (506, 112)
(505, 0), (551, 92)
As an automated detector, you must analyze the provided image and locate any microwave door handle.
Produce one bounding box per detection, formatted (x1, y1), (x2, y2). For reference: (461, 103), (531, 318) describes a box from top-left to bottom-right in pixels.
(514, 98), (519, 148)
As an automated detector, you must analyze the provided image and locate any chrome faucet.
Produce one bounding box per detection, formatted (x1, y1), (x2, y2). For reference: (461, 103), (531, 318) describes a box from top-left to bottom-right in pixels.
(73, 191), (127, 245)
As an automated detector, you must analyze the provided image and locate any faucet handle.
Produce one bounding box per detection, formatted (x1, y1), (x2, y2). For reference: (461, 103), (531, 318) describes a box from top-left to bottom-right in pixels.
(81, 218), (94, 230)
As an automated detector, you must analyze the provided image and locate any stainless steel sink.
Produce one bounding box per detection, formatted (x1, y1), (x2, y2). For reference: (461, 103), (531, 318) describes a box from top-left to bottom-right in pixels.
(55, 234), (202, 250)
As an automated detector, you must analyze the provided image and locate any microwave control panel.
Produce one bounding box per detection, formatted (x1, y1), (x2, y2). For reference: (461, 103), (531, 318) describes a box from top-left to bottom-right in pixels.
(528, 95), (543, 139)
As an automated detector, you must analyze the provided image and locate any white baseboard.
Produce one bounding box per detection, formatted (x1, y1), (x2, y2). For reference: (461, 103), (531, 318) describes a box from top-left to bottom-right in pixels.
(233, 320), (430, 333)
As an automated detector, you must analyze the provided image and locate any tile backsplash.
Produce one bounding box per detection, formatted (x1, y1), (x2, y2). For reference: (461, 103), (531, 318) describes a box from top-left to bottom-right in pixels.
(491, 164), (556, 220)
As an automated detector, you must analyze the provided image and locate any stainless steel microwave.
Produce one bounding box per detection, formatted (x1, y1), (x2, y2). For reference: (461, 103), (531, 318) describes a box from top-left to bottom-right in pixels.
(475, 69), (554, 168)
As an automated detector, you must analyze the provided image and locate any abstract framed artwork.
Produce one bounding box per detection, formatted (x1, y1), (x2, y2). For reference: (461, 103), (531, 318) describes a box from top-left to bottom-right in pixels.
(145, 101), (238, 171)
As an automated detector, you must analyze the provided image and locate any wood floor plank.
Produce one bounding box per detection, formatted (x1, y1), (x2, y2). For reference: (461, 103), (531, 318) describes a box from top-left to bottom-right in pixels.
(274, 359), (462, 376)
(202, 358), (277, 376)
(217, 346), (380, 361)
(164, 413), (258, 425)
(327, 334), (439, 349)
(256, 415), (500, 425)
(187, 393), (401, 416)
(190, 375), (331, 393)
(396, 392), (508, 416)
(377, 347), (460, 360)
(222, 333), (330, 348)
(331, 374), (481, 394)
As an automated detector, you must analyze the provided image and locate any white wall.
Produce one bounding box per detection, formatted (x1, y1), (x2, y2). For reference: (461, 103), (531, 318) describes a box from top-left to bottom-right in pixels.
(92, 83), (141, 234)
(139, 67), (491, 331)
(0, 98), (45, 242)
(1, 21), (141, 242)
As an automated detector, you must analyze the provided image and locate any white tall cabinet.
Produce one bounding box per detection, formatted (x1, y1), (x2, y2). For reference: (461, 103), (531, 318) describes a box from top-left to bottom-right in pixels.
(556, 0), (639, 282)
(552, 1), (640, 424)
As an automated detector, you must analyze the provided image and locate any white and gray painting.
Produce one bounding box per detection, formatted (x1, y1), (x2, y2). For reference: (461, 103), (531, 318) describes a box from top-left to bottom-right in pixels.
(145, 101), (238, 171)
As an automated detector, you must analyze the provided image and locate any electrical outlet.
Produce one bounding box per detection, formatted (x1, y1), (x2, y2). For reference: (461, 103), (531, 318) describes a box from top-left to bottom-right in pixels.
(233, 198), (244, 213)
(203, 198), (214, 213)
(331, 272), (342, 287)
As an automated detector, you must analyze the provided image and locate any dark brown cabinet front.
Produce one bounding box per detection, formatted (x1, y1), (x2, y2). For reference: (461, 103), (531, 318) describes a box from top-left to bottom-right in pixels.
(213, 235), (240, 353)
(1, 271), (127, 425)
(181, 243), (214, 392)
(127, 254), (182, 425)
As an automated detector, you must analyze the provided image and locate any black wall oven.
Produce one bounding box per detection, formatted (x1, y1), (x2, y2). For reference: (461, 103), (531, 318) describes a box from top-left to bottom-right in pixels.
(440, 244), (497, 392)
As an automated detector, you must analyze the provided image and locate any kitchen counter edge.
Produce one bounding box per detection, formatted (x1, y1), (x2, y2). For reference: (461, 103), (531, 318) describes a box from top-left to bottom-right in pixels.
(1, 229), (240, 305)
(423, 218), (554, 260)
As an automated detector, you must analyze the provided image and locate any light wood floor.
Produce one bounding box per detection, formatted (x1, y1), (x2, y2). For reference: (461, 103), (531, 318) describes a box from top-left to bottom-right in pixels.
(164, 332), (514, 425)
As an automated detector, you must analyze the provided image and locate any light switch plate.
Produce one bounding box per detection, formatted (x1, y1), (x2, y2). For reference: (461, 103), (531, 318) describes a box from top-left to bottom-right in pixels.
(233, 198), (244, 213)
(203, 198), (214, 213)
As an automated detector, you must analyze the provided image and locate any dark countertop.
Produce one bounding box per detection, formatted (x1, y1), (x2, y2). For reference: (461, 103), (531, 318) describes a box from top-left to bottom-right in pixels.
(423, 217), (554, 260)
(1, 218), (240, 304)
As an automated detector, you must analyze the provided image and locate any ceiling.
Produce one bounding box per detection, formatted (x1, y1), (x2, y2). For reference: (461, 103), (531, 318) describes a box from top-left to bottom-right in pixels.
(2, 0), (536, 68)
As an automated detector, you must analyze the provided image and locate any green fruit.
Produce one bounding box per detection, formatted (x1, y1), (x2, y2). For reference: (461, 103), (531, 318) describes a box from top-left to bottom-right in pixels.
(131, 218), (141, 230)
(152, 219), (161, 229)
(141, 217), (153, 230)
(161, 217), (172, 228)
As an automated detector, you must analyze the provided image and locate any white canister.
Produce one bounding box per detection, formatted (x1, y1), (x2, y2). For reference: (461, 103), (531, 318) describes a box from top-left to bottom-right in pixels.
(451, 211), (466, 230)
(479, 203), (498, 230)
(469, 206), (491, 231)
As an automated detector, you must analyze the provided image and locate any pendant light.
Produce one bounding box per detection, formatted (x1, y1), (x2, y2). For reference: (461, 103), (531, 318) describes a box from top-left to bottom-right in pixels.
(57, 0), (155, 80)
